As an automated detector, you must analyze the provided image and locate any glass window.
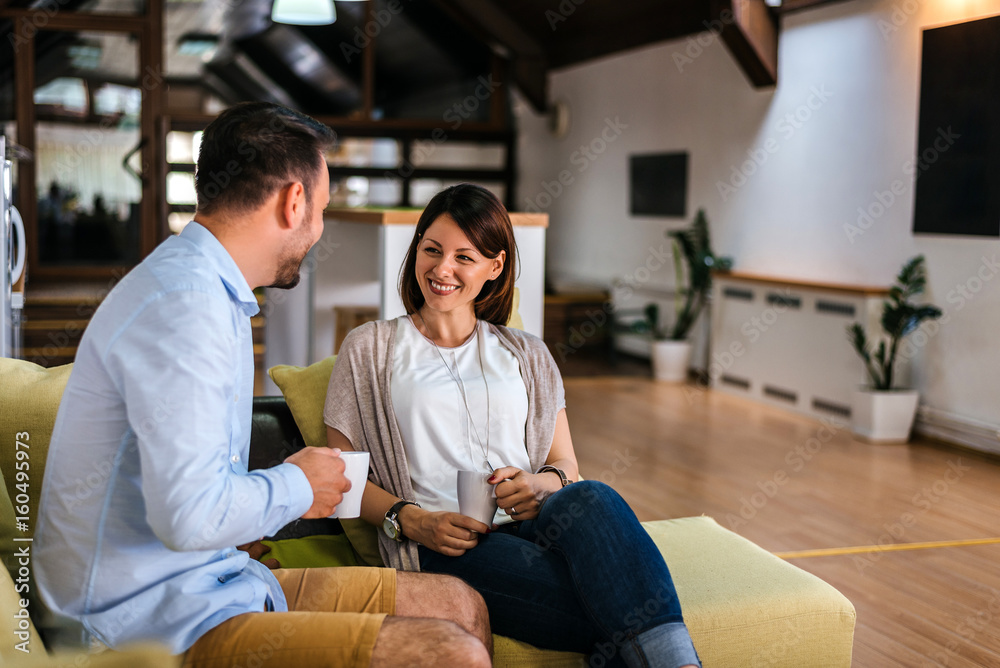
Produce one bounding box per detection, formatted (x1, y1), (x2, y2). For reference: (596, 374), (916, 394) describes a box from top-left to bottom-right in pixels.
(92, 83), (141, 118)
(166, 172), (197, 205)
(408, 141), (505, 169)
(329, 175), (403, 208)
(166, 131), (202, 164)
(34, 78), (88, 116)
(76, 0), (146, 15)
(167, 212), (191, 236)
(409, 180), (504, 208)
(327, 138), (399, 168)
(34, 30), (142, 266)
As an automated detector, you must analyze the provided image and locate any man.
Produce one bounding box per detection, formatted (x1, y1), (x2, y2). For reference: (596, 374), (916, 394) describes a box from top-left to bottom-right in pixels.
(34, 102), (491, 667)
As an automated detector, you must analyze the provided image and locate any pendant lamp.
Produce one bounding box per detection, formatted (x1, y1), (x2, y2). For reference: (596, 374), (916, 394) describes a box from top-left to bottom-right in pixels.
(271, 0), (336, 26)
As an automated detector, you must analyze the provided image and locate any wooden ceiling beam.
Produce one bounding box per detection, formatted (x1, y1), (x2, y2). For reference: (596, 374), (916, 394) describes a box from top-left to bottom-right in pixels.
(712, 0), (779, 87)
(427, 0), (550, 112)
(778, 0), (854, 13)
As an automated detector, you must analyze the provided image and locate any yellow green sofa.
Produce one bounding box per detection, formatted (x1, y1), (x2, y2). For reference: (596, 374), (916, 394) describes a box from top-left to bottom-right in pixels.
(1, 357), (856, 666)
(0, 359), (179, 667)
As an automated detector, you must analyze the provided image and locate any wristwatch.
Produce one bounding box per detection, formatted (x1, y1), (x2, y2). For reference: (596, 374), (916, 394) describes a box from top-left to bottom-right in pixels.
(383, 499), (419, 542)
(536, 465), (571, 488)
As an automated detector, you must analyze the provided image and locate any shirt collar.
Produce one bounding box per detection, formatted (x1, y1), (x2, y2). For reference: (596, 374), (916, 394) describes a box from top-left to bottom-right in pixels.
(180, 222), (260, 317)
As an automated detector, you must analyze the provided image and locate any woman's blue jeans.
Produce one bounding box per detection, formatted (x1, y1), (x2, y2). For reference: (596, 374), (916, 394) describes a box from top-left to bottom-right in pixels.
(418, 481), (699, 667)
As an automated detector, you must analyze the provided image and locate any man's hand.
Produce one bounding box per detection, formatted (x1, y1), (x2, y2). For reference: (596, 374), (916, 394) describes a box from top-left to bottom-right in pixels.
(284, 447), (350, 518)
(237, 540), (280, 569)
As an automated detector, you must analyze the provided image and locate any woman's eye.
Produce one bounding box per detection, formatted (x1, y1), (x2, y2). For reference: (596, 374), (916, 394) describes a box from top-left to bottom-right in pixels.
(423, 247), (440, 255)
(458, 255), (474, 262)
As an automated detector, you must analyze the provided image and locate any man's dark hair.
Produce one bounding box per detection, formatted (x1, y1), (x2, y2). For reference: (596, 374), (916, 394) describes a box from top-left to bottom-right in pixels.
(399, 184), (518, 326)
(195, 102), (335, 217)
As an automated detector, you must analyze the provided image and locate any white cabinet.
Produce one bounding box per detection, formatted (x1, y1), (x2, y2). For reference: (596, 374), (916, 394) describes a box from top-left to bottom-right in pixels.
(710, 273), (889, 421)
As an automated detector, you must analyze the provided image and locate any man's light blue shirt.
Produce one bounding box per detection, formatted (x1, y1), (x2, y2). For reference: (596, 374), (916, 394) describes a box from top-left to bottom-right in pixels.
(35, 222), (314, 654)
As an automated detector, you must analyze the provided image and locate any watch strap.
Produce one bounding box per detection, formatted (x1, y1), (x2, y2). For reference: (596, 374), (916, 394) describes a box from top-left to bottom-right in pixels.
(387, 499), (418, 520)
(384, 500), (419, 542)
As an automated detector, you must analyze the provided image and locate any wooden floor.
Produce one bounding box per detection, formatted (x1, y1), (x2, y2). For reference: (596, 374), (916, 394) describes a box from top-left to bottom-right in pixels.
(564, 376), (1000, 667)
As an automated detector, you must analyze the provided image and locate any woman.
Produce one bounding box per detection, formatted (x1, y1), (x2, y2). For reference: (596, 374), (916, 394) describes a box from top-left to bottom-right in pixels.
(324, 184), (700, 668)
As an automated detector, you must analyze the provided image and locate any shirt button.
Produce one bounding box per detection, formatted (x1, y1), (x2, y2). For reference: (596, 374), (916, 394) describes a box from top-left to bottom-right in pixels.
(231, 454), (240, 463)
(234, 394), (240, 403)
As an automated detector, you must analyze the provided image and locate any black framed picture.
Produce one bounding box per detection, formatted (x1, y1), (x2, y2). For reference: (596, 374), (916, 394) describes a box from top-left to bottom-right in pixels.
(913, 15), (1000, 237)
(630, 152), (688, 217)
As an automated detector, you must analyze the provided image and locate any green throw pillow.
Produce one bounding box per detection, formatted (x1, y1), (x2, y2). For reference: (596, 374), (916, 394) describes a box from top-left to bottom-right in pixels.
(267, 356), (337, 449)
(259, 534), (360, 569)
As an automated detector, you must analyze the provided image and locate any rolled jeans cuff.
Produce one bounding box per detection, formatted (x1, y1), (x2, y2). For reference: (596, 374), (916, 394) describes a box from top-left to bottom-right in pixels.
(620, 621), (701, 668)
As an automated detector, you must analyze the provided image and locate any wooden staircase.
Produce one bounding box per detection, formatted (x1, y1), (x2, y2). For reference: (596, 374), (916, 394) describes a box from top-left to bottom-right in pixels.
(22, 283), (268, 394)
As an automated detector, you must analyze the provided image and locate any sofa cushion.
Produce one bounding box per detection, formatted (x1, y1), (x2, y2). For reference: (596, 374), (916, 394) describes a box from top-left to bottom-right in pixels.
(645, 516), (855, 667)
(0, 462), (43, 659)
(0, 558), (43, 659)
(0, 461), (18, 580)
(489, 516), (855, 667)
(0, 359), (73, 545)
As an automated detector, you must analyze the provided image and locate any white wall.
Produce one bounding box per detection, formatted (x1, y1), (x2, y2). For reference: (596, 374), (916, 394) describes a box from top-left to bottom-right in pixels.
(517, 0), (1000, 427)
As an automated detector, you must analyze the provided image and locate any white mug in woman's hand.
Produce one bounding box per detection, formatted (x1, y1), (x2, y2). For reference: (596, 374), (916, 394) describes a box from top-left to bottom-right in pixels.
(457, 470), (498, 526)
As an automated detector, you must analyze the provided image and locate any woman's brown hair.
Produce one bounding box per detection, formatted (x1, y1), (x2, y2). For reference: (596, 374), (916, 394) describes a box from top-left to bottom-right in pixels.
(399, 184), (518, 326)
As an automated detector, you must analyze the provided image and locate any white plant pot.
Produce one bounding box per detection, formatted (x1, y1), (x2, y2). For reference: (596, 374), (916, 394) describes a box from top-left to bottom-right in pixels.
(651, 340), (692, 383)
(850, 389), (920, 443)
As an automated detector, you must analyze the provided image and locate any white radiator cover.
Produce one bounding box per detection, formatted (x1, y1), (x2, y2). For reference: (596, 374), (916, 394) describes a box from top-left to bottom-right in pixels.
(709, 274), (890, 421)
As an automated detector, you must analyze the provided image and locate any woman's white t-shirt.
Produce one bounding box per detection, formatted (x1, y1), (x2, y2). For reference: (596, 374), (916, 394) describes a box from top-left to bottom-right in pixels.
(391, 316), (531, 524)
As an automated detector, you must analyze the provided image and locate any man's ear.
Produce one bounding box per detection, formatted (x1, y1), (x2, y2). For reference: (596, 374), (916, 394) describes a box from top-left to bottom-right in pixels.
(280, 181), (307, 230)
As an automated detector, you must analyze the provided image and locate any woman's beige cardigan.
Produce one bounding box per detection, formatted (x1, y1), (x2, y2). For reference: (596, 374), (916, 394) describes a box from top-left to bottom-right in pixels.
(323, 318), (566, 571)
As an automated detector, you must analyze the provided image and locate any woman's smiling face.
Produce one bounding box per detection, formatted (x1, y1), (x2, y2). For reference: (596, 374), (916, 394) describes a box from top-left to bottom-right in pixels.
(415, 214), (505, 317)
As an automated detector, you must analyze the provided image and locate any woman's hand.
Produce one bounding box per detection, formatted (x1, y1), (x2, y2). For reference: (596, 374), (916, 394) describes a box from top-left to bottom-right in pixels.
(237, 539), (280, 570)
(489, 467), (562, 521)
(400, 505), (490, 557)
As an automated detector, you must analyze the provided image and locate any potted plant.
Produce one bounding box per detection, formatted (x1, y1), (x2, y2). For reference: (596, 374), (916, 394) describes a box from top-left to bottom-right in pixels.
(647, 209), (732, 382)
(846, 255), (942, 443)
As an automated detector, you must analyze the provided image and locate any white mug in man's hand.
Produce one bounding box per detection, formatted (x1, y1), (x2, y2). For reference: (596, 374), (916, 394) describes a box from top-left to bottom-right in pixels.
(330, 451), (370, 519)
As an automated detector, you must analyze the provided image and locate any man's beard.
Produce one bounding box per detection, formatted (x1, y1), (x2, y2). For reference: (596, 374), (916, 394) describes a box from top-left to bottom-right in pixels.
(268, 228), (312, 290)
(268, 257), (303, 289)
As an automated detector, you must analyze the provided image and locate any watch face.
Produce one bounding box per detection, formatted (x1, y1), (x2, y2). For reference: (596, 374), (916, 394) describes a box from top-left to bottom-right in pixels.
(382, 517), (399, 540)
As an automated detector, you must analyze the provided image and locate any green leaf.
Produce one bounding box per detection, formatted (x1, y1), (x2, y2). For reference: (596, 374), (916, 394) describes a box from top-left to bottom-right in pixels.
(665, 209), (730, 340)
(848, 255), (941, 389)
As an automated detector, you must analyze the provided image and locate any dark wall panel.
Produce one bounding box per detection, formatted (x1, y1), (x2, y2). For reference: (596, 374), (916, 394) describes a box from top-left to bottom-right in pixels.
(913, 14), (1000, 237)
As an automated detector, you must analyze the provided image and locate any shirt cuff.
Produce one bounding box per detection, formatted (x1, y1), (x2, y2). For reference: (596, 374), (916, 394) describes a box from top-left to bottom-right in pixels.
(270, 461), (315, 520)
